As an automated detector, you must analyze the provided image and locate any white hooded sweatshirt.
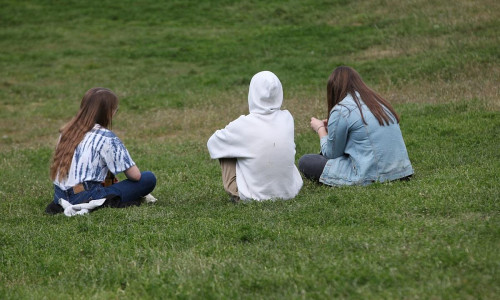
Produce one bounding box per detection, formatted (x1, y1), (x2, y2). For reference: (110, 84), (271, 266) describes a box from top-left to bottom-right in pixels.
(207, 71), (303, 201)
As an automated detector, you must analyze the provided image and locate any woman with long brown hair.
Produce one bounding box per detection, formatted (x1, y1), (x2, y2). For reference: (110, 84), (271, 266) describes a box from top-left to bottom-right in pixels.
(46, 87), (156, 214)
(298, 66), (413, 186)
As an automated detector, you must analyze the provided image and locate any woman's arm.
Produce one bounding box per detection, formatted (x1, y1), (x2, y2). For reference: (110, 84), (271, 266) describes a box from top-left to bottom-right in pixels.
(207, 116), (254, 159)
(124, 165), (141, 181)
(319, 108), (348, 159)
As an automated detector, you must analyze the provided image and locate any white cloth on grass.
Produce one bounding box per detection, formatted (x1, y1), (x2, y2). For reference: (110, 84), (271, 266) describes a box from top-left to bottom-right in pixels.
(207, 71), (303, 201)
(58, 198), (106, 217)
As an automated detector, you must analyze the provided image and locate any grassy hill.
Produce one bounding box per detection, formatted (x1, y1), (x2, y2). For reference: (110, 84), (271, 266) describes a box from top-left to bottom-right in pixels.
(0, 0), (498, 298)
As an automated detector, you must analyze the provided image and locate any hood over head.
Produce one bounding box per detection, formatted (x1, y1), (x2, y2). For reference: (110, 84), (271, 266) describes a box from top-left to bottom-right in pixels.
(248, 71), (283, 114)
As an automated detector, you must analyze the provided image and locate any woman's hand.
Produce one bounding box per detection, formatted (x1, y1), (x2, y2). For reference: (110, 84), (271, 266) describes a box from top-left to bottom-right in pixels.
(310, 117), (328, 137)
(310, 117), (323, 131)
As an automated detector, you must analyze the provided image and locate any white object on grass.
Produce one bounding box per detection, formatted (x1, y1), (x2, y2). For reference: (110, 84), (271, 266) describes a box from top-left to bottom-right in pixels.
(142, 194), (157, 203)
(58, 198), (107, 217)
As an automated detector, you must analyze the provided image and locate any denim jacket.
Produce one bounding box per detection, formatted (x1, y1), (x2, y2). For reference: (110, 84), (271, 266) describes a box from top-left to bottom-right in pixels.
(319, 93), (413, 186)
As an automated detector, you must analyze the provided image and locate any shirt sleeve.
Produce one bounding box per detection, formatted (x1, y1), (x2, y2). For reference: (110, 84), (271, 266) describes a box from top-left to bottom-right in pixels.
(207, 116), (254, 159)
(207, 128), (233, 158)
(102, 136), (135, 175)
(320, 106), (349, 159)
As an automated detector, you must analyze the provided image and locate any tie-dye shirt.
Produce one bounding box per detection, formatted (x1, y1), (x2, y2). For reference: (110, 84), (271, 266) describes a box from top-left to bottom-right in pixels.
(54, 124), (135, 190)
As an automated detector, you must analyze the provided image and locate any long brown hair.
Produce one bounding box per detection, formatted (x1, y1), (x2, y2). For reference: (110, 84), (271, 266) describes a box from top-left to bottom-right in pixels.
(50, 88), (118, 181)
(327, 66), (399, 125)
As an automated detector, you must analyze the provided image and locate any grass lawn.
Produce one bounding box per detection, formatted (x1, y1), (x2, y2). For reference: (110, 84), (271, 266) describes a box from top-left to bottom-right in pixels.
(0, 0), (499, 299)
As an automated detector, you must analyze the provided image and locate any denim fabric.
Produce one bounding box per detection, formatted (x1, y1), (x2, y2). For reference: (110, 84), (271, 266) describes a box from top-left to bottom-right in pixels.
(105, 171), (156, 203)
(53, 171), (156, 205)
(53, 181), (105, 205)
(317, 93), (413, 186)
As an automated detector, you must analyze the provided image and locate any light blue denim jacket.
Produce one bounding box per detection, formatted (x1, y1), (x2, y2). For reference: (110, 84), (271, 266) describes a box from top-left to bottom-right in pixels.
(319, 93), (413, 186)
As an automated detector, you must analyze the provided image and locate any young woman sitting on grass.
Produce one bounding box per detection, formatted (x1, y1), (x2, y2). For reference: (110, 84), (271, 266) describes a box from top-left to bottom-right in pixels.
(45, 87), (156, 214)
(299, 66), (413, 186)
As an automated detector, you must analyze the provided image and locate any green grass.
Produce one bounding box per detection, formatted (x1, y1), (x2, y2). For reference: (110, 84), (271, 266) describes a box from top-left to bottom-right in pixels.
(1, 0), (499, 299)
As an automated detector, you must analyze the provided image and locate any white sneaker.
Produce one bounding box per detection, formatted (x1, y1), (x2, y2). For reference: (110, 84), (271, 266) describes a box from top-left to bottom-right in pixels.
(142, 194), (157, 204)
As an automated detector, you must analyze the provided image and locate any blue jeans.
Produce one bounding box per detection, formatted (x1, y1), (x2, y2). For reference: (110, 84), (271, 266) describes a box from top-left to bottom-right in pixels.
(53, 171), (157, 205)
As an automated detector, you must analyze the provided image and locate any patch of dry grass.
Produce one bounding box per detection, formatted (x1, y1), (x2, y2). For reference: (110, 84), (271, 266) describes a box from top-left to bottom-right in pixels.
(1, 0), (498, 151)
(382, 64), (499, 108)
(123, 59), (498, 144)
(1, 60), (497, 152)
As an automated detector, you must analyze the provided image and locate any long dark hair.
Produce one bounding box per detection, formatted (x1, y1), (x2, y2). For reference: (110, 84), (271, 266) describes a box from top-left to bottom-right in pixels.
(327, 66), (399, 125)
(50, 87), (118, 181)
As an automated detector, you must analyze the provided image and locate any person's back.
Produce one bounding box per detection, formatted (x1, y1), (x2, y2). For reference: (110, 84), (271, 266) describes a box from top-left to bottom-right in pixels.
(54, 125), (130, 191)
(207, 71), (303, 201)
(46, 87), (157, 215)
(232, 110), (300, 200)
(299, 66), (413, 186)
(334, 94), (412, 185)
